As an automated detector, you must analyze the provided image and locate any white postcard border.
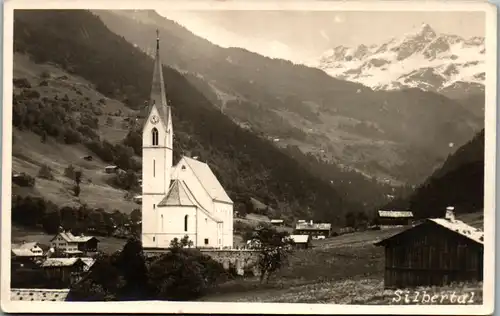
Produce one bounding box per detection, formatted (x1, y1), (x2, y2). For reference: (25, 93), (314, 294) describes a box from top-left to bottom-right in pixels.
(1, 1), (497, 314)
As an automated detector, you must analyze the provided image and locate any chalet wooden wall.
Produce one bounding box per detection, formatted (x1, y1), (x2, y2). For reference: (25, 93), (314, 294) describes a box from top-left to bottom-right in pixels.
(381, 223), (483, 288)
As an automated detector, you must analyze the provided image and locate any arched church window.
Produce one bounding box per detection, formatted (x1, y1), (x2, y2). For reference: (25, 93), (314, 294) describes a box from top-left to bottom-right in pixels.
(184, 215), (188, 232)
(152, 128), (159, 146)
(161, 215), (164, 231)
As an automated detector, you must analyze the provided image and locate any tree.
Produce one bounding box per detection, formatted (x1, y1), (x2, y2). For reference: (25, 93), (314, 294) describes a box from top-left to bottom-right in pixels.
(37, 164), (54, 180)
(253, 226), (294, 283)
(114, 238), (149, 300)
(130, 208), (141, 223)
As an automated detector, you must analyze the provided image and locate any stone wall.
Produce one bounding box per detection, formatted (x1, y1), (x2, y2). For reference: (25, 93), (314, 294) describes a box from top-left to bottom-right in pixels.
(200, 249), (260, 276)
(144, 248), (260, 276)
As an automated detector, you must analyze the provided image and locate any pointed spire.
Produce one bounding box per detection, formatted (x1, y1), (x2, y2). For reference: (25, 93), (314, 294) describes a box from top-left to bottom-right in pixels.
(149, 29), (168, 121)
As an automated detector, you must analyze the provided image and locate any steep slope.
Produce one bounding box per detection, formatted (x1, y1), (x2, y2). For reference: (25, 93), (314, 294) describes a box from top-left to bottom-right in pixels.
(93, 10), (482, 185)
(315, 23), (485, 99)
(12, 53), (141, 213)
(385, 129), (484, 218)
(13, 9), (388, 224)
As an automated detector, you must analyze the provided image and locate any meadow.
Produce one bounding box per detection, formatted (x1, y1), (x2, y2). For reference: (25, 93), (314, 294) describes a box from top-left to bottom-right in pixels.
(201, 213), (484, 304)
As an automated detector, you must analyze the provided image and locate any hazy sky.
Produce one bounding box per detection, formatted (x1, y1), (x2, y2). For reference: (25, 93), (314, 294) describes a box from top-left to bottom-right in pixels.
(157, 10), (485, 63)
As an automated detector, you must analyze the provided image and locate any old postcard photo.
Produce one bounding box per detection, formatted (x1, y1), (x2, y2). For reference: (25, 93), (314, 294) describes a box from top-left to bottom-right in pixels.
(1, 0), (497, 314)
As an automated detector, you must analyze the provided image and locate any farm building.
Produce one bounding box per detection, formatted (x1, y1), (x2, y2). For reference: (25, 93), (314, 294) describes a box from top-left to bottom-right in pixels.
(377, 210), (414, 228)
(375, 209), (483, 288)
(41, 258), (88, 284)
(11, 242), (46, 269)
(104, 165), (119, 174)
(270, 219), (284, 226)
(290, 235), (312, 249)
(295, 221), (331, 238)
(50, 231), (100, 255)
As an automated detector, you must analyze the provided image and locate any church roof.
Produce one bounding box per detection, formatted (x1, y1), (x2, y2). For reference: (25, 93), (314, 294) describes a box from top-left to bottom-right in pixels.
(158, 179), (196, 207)
(182, 156), (233, 204)
(144, 30), (170, 129)
(158, 179), (223, 223)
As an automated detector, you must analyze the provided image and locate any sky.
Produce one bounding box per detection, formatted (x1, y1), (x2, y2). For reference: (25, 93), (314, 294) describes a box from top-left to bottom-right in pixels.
(157, 10), (485, 64)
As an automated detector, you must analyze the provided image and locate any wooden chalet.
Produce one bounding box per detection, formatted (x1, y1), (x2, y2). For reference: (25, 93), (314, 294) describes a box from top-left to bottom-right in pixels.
(295, 221), (331, 238)
(11, 242), (45, 269)
(375, 210), (483, 288)
(290, 234), (312, 249)
(377, 210), (414, 227)
(41, 258), (87, 284)
(104, 165), (119, 174)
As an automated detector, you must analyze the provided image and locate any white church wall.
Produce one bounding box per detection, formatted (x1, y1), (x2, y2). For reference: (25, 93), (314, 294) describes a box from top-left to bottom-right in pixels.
(141, 194), (166, 248)
(196, 211), (221, 248)
(215, 201), (234, 248)
(155, 206), (198, 248)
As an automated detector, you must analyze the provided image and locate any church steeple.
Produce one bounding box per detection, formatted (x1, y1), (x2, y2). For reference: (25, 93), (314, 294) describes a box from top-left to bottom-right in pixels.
(149, 29), (168, 123)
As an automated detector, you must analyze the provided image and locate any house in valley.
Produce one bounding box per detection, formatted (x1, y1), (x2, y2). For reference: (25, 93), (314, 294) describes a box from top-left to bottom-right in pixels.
(295, 221), (332, 238)
(11, 242), (45, 269)
(375, 208), (484, 288)
(50, 231), (99, 255)
(290, 234), (312, 249)
(377, 210), (414, 228)
(41, 258), (87, 284)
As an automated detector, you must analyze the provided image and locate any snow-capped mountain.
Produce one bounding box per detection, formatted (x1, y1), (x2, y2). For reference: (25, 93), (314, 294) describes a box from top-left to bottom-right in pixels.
(313, 24), (485, 96)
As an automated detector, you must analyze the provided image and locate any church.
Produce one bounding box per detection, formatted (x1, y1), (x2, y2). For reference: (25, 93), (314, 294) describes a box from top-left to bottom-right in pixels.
(141, 31), (234, 249)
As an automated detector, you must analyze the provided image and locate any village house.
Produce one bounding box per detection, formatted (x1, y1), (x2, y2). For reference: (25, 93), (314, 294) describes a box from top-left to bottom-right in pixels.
(11, 242), (45, 269)
(294, 220), (332, 238)
(50, 231), (100, 255)
(290, 235), (312, 249)
(41, 258), (88, 285)
(375, 208), (484, 288)
(377, 210), (414, 228)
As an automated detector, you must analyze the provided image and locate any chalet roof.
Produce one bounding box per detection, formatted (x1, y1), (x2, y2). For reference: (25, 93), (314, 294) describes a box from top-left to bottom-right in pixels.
(180, 156), (233, 204)
(10, 288), (70, 302)
(290, 235), (310, 244)
(41, 258), (84, 268)
(11, 242), (44, 257)
(80, 258), (97, 272)
(429, 218), (484, 244)
(271, 219), (284, 223)
(375, 218), (484, 246)
(295, 223), (331, 230)
(52, 232), (99, 243)
(158, 179), (197, 207)
(378, 210), (414, 218)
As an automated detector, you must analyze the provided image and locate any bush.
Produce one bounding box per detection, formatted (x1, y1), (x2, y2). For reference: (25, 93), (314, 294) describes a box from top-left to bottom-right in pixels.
(37, 164), (54, 180)
(64, 164), (76, 179)
(13, 78), (31, 88)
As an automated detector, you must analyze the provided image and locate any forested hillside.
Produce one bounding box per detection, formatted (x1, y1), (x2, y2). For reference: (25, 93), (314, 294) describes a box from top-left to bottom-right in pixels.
(12, 9), (400, 224)
(385, 129), (485, 218)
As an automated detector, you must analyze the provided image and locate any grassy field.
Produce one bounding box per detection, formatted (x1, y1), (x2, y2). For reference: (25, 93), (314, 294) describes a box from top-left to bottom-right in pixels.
(201, 213), (484, 304)
(12, 53), (140, 214)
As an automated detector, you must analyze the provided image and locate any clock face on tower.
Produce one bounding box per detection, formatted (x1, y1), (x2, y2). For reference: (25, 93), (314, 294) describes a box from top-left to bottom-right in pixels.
(150, 115), (160, 125)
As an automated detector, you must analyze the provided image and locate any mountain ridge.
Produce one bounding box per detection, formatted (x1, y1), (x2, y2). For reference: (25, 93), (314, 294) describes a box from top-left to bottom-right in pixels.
(313, 23), (485, 100)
